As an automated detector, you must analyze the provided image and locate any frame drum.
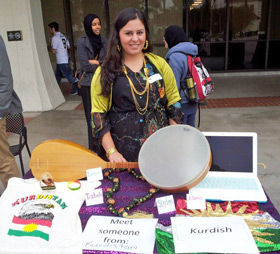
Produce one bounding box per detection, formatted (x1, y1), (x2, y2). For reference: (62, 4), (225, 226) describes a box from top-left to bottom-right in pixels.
(138, 125), (212, 193)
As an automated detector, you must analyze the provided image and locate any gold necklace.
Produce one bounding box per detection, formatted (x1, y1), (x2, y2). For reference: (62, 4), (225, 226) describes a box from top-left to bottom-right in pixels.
(123, 56), (150, 115)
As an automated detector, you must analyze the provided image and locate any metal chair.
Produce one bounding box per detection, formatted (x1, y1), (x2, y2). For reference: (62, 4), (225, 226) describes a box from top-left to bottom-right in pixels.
(6, 113), (31, 176)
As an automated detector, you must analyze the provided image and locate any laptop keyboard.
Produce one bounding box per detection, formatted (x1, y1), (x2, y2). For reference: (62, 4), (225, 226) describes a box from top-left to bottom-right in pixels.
(195, 176), (259, 190)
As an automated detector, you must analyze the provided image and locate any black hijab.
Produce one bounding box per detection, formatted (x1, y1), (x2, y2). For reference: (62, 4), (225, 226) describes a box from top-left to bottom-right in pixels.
(83, 14), (103, 57)
(164, 25), (187, 49)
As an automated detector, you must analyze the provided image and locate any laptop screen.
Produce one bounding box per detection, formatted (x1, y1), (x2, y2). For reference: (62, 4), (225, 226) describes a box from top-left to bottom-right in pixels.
(204, 135), (254, 173)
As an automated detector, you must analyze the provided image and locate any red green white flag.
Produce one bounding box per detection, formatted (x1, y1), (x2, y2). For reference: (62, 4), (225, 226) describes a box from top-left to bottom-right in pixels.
(8, 215), (52, 241)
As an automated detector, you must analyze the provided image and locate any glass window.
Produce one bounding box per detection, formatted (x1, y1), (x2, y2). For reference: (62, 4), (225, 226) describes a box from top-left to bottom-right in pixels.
(229, 0), (268, 41)
(189, 0), (227, 43)
(148, 0), (183, 56)
(270, 0), (280, 40)
(201, 43), (225, 71)
(268, 41), (280, 68)
(108, 0), (145, 29)
(268, 0), (280, 68)
(188, 0), (227, 71)
(41, 0), (280, 72)
(228, 41), (265, 70)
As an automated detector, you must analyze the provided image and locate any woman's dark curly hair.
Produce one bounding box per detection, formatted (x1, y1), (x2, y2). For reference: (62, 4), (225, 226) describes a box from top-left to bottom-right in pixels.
(100, 8), (153, 97)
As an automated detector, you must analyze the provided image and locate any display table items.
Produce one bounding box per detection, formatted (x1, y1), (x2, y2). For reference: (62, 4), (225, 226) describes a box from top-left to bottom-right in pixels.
(16, 169), (280, 254)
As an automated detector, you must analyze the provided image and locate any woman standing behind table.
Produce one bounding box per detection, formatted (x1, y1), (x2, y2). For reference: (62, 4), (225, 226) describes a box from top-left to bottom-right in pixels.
(164, 25), (198, 127)
(77, 14), (108, 151)
(91, 8), (183, 163)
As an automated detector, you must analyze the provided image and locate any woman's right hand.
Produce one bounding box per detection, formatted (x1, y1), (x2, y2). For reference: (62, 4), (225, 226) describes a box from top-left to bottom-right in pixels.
(108, 151), (127, 163)
(89, 59), (99, 65)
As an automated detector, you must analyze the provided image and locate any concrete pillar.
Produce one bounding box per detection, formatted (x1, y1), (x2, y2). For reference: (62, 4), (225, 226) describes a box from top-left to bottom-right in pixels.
(0, 0), (65, 112)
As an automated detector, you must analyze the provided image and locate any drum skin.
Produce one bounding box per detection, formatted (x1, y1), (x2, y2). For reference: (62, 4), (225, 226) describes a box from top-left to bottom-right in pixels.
(138, 125), (212, 193)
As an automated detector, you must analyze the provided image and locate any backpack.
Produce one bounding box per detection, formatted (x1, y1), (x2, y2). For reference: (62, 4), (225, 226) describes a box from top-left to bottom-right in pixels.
(181, 55), (215, 102)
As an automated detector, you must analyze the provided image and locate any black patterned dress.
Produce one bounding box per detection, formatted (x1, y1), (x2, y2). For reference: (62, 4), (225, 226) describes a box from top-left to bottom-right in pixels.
(92, 55), (183, 161)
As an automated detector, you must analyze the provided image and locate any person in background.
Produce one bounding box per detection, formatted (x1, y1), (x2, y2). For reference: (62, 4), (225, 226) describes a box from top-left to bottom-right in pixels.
(164, 25), (198, 127)
(77, 14), (108, 151)
(91, 8), (183, 162)
(48, 22), (78, 95)
(0, 35), (21, 188)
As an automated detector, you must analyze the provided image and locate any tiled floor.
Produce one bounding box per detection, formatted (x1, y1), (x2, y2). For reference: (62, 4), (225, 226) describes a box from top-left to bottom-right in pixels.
(200, 96), (280, 109)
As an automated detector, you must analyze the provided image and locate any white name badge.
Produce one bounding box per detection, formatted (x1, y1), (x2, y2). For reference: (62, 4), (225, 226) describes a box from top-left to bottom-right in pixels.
(148, 73), (162, 83)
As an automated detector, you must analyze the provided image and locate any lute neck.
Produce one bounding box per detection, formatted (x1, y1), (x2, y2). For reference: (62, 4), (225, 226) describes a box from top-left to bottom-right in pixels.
(106, 161), (139, 169)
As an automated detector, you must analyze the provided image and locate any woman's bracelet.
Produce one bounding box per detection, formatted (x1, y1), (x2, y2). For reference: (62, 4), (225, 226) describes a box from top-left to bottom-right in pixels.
(106, 147), (118, 158)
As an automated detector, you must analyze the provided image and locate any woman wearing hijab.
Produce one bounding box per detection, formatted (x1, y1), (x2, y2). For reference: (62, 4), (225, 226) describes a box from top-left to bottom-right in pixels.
(164, 25), (198, 127)
(77, 14), (108, 151)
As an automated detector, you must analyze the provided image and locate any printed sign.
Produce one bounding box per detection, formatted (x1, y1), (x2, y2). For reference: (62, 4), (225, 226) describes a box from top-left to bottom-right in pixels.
(156, 195), (176, 214)
(83, 215), (158, 254)
(86, 167), (103, 182)
(171, 216), (259, 253)
(7, 31), (22, 41)
(85, 188), (104, 206)
(186, 194), (206, 210)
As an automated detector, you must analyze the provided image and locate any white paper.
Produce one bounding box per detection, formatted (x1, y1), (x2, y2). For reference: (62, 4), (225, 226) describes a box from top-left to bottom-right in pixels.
(86, 167), (103, 182)
(83, 215), (158, 254)
(156, 195), (176, 214)
(171, 216), (259, 253)
(186, 194), (206, 210)
(85, 188), (104, 206)
(82, 180), (101, 194)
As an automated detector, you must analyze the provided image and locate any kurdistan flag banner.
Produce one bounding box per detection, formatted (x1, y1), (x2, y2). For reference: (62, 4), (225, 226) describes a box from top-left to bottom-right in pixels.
(8, 215), (52, 241)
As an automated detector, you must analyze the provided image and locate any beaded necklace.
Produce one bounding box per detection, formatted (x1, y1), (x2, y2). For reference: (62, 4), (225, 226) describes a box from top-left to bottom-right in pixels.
(104, 168), (159, 217)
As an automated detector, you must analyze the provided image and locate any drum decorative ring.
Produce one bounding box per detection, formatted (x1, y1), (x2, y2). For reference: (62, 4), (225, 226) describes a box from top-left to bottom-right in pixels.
(138, 125), (212, 193)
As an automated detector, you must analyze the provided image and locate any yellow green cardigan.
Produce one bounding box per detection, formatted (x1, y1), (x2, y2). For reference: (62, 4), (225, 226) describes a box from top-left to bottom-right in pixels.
(91, 53), (181, 113)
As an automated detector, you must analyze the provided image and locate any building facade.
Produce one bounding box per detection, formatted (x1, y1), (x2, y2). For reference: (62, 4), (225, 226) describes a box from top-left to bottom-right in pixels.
(42, 0), (280, 72)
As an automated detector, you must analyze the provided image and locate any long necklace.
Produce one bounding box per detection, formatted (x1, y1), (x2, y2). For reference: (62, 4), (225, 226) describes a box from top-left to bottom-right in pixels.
(123, 56), (150, 115)
(104, 168), (159, 218)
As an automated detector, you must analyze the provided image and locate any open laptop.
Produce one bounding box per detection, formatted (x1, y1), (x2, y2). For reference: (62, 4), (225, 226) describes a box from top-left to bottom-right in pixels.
(189, 132), (267, 203)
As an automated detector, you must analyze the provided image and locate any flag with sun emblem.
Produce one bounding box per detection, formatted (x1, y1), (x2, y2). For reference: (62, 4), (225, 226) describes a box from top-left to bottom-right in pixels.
(155, 200), (280, 254)
(8, 201), (55, 241)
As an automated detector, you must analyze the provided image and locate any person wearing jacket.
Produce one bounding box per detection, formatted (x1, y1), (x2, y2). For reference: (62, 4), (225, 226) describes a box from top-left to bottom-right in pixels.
(77, 14), (108, 151)
(91, 8), (183, 162)
(0, 35), (22, 188)
(164, 25), (198, 127)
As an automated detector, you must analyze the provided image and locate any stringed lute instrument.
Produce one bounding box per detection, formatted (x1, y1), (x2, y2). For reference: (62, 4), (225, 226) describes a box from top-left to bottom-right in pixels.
(30, 139), (138, 182)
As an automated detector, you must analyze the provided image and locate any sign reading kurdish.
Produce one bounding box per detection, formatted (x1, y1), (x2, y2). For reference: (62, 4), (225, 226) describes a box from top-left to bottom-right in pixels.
(83, 215), (158, 254)
(171, 216), (259, 253)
